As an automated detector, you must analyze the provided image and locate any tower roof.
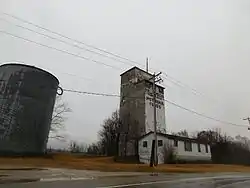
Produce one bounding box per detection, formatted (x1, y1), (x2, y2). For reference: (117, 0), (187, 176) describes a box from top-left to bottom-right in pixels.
(120, 66), (153, 77)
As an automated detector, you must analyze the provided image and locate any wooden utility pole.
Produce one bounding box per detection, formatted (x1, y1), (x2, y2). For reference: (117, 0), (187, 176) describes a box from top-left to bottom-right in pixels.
(152, 72), (162, 166)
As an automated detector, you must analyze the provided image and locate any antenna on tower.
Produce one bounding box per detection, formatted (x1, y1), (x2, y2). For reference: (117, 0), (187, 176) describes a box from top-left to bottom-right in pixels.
(146, 57), (149, 72)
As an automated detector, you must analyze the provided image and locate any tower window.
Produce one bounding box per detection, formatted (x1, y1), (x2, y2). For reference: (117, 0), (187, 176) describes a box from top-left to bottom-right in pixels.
(159, 88), (164, 94)
(143, 141), (147, 148)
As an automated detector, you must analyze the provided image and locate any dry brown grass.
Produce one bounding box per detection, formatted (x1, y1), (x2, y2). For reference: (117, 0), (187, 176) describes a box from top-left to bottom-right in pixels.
(0, 154), (250, 173)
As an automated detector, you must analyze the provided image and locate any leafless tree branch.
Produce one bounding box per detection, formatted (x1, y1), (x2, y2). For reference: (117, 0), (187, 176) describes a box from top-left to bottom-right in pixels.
(49, 96), (72, 139)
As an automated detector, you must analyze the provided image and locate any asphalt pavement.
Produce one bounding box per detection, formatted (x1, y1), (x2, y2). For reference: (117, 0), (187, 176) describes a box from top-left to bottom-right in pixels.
(2, 172), (250, 188)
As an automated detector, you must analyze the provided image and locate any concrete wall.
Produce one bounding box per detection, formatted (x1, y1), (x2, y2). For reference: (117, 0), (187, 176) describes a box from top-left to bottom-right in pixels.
(120, 68), (146, 136)
(138, 133), (211, 164)
(119, 68), (147, 156)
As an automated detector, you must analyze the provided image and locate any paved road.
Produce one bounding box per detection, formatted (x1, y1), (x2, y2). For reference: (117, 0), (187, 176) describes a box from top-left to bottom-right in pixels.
(2, 173), (250, 188)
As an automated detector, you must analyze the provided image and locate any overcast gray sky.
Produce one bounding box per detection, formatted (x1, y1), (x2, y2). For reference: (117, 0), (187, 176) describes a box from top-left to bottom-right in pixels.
(1, 0), (250, 148)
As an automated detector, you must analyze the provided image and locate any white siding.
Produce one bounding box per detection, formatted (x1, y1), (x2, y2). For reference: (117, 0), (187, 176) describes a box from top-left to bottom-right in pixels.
(174, 140), (211, 161)
(139, 133), (166, 164)
(139, 133), (211, 164)
(145, 90), (166, 133)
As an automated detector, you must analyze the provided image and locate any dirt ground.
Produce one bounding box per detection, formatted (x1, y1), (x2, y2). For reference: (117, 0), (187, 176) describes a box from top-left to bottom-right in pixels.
(0, 154), (250, 173)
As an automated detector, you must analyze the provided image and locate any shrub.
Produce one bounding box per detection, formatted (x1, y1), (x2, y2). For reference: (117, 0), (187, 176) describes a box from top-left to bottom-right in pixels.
(163, 143), (176, 164)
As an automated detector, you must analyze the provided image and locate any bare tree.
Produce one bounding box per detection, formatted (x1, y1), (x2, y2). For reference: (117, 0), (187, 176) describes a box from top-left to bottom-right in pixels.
(70, 141), (88, 153)
(87, 142), (103, 155)
(98, 110), (121, 156)
(49, 96), (71, 139)
(196, 129), (225, 144)
(91, 110), (140, 157)
(235, 135), (250, 150)
(173, 129), (189, 137)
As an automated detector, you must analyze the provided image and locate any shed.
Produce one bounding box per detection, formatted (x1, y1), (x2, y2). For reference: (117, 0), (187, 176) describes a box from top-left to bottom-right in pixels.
(138, 132), (212, 164)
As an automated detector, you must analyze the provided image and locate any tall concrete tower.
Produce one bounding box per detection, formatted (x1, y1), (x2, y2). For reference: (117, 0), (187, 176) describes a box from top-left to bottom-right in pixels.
(119, 66), (166, 157)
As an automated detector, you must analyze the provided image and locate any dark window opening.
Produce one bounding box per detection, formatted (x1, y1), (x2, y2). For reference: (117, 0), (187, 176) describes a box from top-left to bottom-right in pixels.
(174, 140), (178, 147)
(184, 141), (192, 152)
(198, 143), (201, 152)
(145, 82), (152, 88)
(205, 144), (209, 153)
(143, 141), (147, 148)
(158, 140), (163, 147)
(158, 87), (164, 94)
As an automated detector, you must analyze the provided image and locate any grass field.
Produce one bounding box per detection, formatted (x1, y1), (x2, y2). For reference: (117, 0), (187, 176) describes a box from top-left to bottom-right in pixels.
(0, 154), (250, 173)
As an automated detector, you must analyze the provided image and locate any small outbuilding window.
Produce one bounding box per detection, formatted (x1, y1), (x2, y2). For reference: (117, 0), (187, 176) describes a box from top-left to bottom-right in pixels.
(158, 140), (163, 147)
(198, 143), (201, 152)
(174, 140), (178, 147)
(143, 141), (147, 148)
(184, 141), (192, 152)
(205, 144), (209, 153)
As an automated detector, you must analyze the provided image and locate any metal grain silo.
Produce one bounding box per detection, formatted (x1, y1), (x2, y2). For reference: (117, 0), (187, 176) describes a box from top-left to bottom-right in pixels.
(0, 63), (60, 155)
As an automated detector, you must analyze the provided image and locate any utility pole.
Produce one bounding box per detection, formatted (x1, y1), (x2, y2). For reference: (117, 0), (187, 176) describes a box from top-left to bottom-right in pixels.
(243, 117), (250, 130)
(152, 72), (162, 166)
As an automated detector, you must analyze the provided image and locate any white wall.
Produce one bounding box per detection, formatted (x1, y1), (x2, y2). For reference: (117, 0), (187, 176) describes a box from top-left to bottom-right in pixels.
(145, 90), (166, 133)
(139, 133), (166, 164)
(138, 133), (211, 164)
(174, 139), (211, 161)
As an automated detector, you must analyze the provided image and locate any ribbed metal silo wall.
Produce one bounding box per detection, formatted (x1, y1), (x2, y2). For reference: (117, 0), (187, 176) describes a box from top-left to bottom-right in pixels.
(0, 63), (59, 155)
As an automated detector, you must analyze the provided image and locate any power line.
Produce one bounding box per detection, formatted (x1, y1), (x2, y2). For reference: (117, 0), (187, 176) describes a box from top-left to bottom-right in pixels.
(162, 72), (214, 100)
(0, 21), (188, 98)
(0, 30), (122, 70)
(63, 89), (120, 97)
(37, 64), (100, 83)
(0, 11), (141, 66)
(0, 60), (110, 87)
(164, 99), (246, 128)
(63, 89), (248, 128)
(0, 76), (245, 128)
(0, 18), (233, 127)
(0, 17), (134, 68)
(0, 11), (218, 101)
(162, 76), (207, 97)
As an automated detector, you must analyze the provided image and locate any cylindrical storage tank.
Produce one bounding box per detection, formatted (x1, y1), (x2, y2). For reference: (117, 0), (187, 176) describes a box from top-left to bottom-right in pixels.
(0, 63), (60, 155)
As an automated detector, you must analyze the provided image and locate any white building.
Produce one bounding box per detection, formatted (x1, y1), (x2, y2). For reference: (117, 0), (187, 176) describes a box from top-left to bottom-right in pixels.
(139, 132), (212, 164)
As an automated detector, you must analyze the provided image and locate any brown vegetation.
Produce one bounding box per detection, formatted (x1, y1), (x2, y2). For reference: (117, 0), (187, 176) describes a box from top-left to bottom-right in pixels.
(1, 154), (250, 173)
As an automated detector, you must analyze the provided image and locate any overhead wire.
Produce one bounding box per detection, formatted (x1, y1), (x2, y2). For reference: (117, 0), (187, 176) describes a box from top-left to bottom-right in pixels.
(63, 88), (248, 128)
(0, 30), (122, 70)
(0, 11), (234, 124)
(0, 29), (239, 128)
(0, 17), (135, 68)
(0, 60), (105, 86)
(161, 72), (215, 101)
(63, 89), (120, 97)
(0, 11), (141, 67)
(1, 11), (203, 89)
(0, 11), (208, 98)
